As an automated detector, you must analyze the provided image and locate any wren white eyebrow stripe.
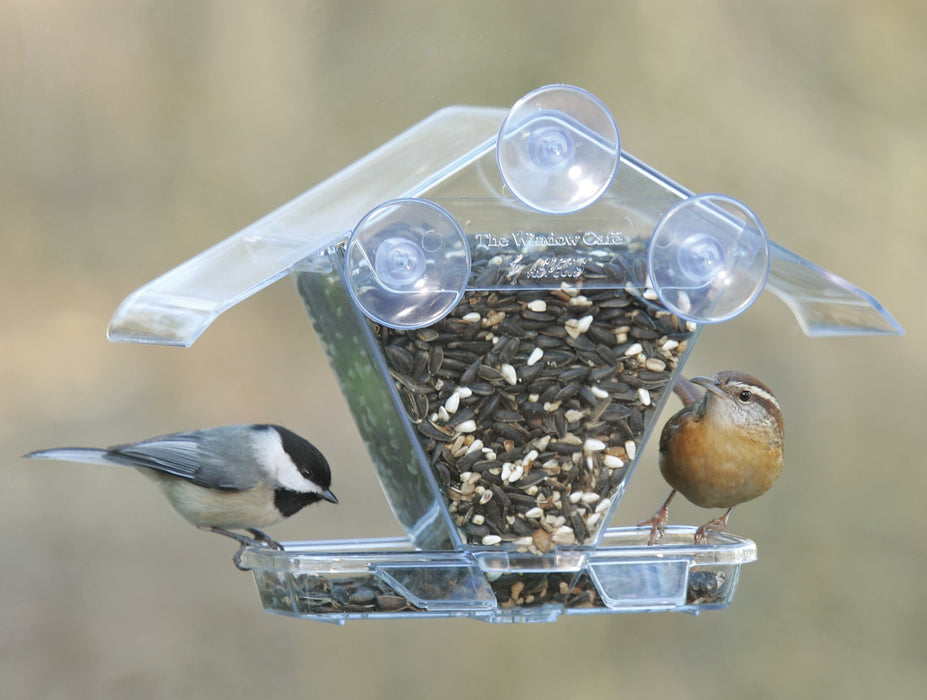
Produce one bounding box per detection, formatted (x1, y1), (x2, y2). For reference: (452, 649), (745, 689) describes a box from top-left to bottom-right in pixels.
(729, 380), (780, 410)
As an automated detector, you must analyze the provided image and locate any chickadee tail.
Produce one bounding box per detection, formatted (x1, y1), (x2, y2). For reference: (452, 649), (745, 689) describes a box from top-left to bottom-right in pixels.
(24, 447), (118, 467)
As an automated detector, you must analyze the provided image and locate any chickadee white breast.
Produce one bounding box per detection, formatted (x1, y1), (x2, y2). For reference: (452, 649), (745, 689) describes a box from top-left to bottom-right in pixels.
(146, 470), (288, 531)
(25, 424), (337, 555)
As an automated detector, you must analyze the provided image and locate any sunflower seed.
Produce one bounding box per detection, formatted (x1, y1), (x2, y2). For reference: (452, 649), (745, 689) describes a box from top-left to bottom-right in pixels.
(500, 363), (517, 386)
(527, 347), (544, 366)
(527, 299), (547, 312)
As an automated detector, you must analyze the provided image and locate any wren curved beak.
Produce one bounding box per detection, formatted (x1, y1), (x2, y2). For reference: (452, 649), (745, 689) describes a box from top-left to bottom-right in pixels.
(690, 375), (725, 398)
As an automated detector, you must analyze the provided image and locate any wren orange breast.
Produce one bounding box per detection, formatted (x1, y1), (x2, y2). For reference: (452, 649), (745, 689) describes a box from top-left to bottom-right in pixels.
(659, 418), (783, 509)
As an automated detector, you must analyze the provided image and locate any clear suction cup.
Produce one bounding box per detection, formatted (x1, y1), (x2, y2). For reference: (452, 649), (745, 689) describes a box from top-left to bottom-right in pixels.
(648, 194), (770, 324)
(345, 198), (471, 329)
(496, 84), (620, 215)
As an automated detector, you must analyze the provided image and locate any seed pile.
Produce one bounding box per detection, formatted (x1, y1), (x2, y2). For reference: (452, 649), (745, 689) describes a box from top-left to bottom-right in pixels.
(685, 569), (729, 605)
(490, 571), (599, 610)
(491, 566), (730, 610)
(257, 571), (424, 616)
(376, 281), (693, 552)
(254, 566), (731, 617)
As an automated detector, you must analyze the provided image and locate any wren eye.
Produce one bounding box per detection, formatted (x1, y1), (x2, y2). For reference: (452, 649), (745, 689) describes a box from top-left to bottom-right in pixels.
(738, 390), (752, 403)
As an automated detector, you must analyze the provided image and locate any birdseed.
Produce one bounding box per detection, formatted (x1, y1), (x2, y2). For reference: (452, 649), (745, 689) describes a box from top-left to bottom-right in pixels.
(253, 561), (732, 618)
(375, 281), (691, 552)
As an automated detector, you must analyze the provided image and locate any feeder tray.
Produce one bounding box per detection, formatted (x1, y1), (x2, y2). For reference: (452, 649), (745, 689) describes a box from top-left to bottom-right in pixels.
(240, 528), (755, 624)
(107, 85), (902, 623)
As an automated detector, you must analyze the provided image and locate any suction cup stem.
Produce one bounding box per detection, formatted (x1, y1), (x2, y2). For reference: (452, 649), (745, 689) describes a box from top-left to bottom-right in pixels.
(345, 198), (471, 330)
(374, 237), (426, 288)
(648, 194), (770, 324)
(497, 84), (620, 215)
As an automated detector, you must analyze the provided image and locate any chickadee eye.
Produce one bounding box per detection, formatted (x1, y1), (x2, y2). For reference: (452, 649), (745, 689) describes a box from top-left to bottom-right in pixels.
(738, 390), (752, 403)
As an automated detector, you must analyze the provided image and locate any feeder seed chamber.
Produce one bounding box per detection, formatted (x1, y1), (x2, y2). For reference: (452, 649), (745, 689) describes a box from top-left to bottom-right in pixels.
(108, 86), (902, 623)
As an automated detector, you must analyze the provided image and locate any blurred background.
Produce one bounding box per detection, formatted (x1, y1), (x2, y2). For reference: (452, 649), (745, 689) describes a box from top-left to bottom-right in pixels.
(2, 1), (924, 698)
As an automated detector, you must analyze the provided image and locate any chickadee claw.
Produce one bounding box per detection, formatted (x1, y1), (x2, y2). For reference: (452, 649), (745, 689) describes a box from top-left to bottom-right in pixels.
(232, 543), (251, 571)
(230, 531), (283, 571)
(247, 528), (284, 551)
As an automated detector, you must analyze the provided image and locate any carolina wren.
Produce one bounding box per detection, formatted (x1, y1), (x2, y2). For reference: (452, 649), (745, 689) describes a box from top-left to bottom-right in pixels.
(639, 370), (784, 545)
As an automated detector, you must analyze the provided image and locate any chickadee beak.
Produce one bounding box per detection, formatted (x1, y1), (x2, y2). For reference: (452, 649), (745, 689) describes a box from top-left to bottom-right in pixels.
(690, 375), (725, 399)
(321, 489), (338, 504)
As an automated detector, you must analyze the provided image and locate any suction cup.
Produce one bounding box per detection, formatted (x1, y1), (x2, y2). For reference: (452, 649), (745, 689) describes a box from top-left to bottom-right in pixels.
(496, 84), (620, 215)
(648, 194), (770, 324)
(345, 199), (470, 329)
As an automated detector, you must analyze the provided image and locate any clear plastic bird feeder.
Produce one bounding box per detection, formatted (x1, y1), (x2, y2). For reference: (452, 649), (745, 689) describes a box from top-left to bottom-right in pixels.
(107, 85), (902, 623)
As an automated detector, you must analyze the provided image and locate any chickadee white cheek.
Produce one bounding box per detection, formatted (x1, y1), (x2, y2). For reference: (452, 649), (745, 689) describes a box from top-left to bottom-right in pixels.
(155, 477), (283, 530)
(253, 428), (325, 496)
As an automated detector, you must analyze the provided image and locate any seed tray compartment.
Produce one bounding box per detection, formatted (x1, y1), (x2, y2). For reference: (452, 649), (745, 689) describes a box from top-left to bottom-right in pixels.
(238, 527), (757, 623)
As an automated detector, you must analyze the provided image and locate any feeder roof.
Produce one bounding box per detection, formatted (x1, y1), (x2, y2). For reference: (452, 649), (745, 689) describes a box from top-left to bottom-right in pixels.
(107, 105), (902, 346)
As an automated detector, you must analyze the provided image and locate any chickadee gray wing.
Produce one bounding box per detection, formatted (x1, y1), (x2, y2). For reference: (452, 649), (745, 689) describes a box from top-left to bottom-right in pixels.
(106, 426), (264, 491)
(26, 426), (266, 491)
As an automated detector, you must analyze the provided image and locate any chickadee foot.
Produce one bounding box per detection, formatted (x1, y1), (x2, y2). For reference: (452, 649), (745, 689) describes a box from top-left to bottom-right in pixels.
(693, 507), (734, 544)
(228, 532), (282, 572)
(200, 525), (278, 550)
(232, 544), (250, 571)
(638, 489), (676, 545)
(247, 528), (284, 551)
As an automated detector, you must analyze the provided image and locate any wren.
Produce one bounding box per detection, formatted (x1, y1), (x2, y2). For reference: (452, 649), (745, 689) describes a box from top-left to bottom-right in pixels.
(639, 370), (784, 545)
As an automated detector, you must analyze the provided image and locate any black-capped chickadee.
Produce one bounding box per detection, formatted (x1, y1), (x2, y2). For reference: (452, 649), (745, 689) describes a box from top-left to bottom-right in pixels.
(25, 424), (337, 563)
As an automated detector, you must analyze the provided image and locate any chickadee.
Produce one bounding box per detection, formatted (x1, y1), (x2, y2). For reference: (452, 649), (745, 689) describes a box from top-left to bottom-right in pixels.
(25, 424), (337, 560)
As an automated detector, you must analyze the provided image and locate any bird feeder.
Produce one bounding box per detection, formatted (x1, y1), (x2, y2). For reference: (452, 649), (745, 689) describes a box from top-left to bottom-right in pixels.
(108, 85), (902, 623)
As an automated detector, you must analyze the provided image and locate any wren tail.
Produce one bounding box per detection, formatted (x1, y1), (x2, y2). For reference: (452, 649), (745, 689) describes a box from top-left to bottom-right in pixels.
(672, 376), (703, 407)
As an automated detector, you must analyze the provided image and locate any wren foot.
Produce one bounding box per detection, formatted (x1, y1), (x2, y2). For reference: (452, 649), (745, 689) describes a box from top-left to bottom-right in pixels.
(638, 489), (677, 545)
(637, 513), (667, 546)
(694, 507), (734, 544)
